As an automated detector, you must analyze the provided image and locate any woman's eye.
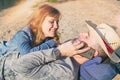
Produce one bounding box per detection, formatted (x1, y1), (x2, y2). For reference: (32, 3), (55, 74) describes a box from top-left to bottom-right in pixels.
(56, 20), (59, 24)
(49, 21), (54, 23)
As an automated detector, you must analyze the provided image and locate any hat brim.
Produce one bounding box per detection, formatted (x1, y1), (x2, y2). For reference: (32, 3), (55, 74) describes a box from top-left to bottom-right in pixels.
(86, 21), (120, 63)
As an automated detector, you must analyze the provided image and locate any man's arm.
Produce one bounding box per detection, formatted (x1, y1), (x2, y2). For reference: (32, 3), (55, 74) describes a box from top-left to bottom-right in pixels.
(11, 48), (74, 80)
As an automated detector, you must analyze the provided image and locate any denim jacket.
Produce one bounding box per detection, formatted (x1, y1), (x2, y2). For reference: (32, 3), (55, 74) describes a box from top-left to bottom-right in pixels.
(0, 26), (57, 55)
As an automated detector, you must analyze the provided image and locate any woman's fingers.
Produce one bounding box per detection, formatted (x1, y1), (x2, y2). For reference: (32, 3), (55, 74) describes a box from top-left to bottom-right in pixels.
(57, 39), (90, 57)
(76, 46), (91, 55)
(72, 40), (90, 55)
(73, 55), (89, 64)
(73, 40), (88, 50)
(75, 42), (85, 50)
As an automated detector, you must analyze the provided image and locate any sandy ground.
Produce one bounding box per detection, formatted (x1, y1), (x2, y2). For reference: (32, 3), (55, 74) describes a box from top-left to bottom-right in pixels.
(0, 0), (120, 79)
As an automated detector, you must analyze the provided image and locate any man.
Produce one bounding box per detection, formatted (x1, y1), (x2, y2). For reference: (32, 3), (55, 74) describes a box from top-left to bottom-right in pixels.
(79, 21), (120, 80)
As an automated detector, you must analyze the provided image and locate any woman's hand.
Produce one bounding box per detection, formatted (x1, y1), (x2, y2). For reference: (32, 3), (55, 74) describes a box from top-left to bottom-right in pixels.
(57, 40), (90, 57)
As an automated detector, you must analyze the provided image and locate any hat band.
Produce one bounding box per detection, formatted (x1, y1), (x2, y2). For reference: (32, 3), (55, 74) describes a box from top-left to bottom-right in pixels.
(102, 38), (114, 54)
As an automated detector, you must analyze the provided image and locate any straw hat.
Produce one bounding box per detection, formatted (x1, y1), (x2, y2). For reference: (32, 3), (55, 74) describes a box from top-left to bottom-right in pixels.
(86, 20), (120, 63)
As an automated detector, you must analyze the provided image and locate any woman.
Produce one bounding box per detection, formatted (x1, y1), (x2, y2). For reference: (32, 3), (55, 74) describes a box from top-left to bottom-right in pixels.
(0, 4), (60, 80)
(0, 4), (91, 80)
(0, 4), (60, 55)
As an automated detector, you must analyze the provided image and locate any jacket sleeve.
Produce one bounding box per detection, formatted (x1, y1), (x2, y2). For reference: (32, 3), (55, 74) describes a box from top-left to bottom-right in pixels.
(29, 40), (58, 52)
(14, 31), (57, 55)
(11, 48), (74, 80)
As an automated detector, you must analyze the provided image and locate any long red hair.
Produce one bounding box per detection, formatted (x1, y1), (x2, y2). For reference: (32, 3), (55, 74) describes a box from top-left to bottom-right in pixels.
(28, 4), (60, 46)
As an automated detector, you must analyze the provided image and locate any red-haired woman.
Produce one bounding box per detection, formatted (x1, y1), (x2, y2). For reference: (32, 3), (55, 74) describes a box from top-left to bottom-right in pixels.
(0, 4), (60, 55)
(0, 4), (90, 80)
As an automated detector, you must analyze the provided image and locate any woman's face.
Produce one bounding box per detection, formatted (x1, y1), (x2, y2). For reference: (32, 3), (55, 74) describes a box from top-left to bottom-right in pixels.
(42, 16), (59, 38)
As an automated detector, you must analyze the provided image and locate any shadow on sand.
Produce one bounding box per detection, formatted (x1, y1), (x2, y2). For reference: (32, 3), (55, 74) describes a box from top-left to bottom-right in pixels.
(0, 0), (20, 11)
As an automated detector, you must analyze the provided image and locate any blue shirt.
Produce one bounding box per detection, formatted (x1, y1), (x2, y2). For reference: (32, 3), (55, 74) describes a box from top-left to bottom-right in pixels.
(80, 57), (119, 80)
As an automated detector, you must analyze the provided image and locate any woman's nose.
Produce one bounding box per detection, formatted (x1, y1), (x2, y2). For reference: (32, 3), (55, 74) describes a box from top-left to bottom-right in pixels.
(53, 21), (59, 29)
